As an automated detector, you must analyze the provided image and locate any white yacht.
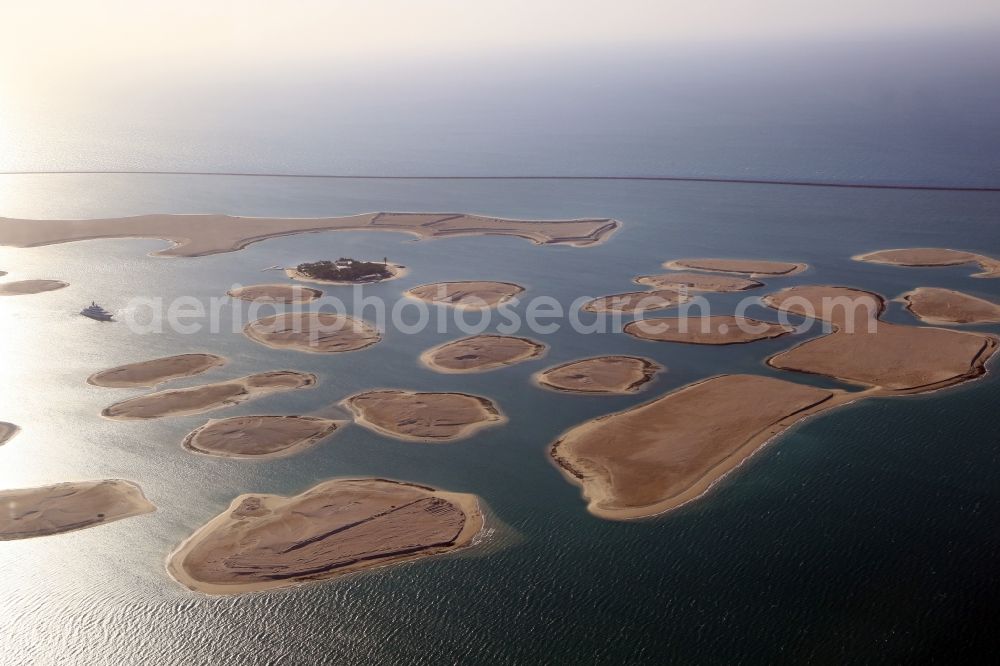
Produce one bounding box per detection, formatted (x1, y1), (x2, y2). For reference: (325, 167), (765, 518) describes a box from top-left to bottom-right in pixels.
(80, 302), (114, 322)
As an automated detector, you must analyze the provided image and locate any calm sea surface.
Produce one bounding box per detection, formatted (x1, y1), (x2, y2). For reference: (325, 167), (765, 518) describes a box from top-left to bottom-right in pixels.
(1, 174), (999, 663)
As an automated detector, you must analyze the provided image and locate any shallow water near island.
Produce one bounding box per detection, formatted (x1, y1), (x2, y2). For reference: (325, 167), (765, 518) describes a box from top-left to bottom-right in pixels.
(1, 174), (1000, 663)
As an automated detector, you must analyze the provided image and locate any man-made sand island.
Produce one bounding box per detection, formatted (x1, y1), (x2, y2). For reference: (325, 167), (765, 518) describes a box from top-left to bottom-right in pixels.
(664, 258), (807, 277)
(227, 284), (322, 303)
(535, 356), (661, 394)
(624, 315), (793, 345)
(901, 288), (1000, 325)
(764, 285), (998, 394)
(762, 285), (884, 326)
(405, 281), (524, 310)
(854, 248), (1000, 278)
(0, 212), (620, 257)
(634, 271), (763, 292)
(182, 415), (342, 459)
(0, 279), (69, 296)
(286, 258), (407, 285)
(102, 371), (317, 420)
(244, 312), (381, 353)
(344, 390), (504, 442)
(0, 480), (155, 540)
(550, 374), (854, 520)
(88, 353), (226, 388)
(582, 289), (688, 314)
(167, 478), (483, 594)
(0, 422), (19, 446)
(421, 335), (545, 373)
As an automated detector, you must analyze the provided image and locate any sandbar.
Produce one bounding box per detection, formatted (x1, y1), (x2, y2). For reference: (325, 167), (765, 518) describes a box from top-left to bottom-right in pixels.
(624, 315), (792, 345)
(167, 478), (483, 594)
(244, 312), (381, 353)
(285, 263), (407, 285)
(0, 480), (155, 540)
(102, 371), (317, 420)
(0, 279), (68, 296)
(228, 284), (322, 303)
(901, 288), (1000, 325)
(535, 356), (660, 394)
(421, 335), (545, 373)
(0, 212), (620, 257)
(343, 390), (504, 442)
(582, 289), (688, 314)
(664, 258), (807, 277)
(550, 374), (853, 520)
(88, 353), (226, 388)
(405, 281), (524, 310)
(634, 271), (763, 292)
(854, 248), (1000, 278)
(182, 415), (343, 459)
(0, 422), (19, 446)
(764, 285), (998, 394)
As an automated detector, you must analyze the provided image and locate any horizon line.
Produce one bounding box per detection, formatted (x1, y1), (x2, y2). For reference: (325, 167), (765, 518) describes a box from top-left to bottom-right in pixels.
(1, 170), (998, 193)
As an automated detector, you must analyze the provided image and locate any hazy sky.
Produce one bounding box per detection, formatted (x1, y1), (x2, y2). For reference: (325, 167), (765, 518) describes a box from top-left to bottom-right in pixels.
(3, 0), (1000, 85)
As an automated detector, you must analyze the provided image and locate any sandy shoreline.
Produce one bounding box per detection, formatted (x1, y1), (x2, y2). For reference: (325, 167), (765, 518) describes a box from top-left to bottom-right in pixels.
(0, 279), (69, 296)
(420, 335), (546, 373)
(624, 316), (793, 345)
(634, 271), (763, 292)
(405, 281), (525, 310)
(0, 480), (155, 540)
(285, 263), (408, 285)
(0, 422), (19, 446)
(854, 248), (1000, 278)
(0, 212), (620, 257)
(243, 312), (381, 353)
(664, 258), (807, 277)
(228, 284), (322, 303)
(900, 287), (1000, 325)
(343, 390), (505, 442)
(534, 356), (661, 394)
(582, 288), (688, 314)
(182, 415), (344, 459)
(167, 478), (484, 594)
(88, 353), (226, 388)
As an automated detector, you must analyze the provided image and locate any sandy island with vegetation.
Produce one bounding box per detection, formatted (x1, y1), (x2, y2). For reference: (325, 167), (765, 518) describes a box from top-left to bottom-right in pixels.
(102, 371), (316, 420)
(854, 248), (1000, 278)
(88, 353), (226, 388)
(285, 258), (408, 285)
(0, 422), (19, 446)
(167, 478), (483, 595)
(182, 415), (343, 459)
(634, 271), (763, 292)
(664, 258), (807, 277)
(0, 480), (155, 540)
(0, 279), (69, 296)
(244, 312), (381, 353)
(582, 289), (688, 314)
(344, 390), (504, 442)
(405, 281), (525, 310)
(764, 285), (998, 394)
(227, 284), (322, 303)
(421, 335), (545, 373)
(625, 315), (793, 345)
(550, 374), (857, 520)
(0, 212), (619, 257)
(535, 356), (661, 394)
(901, 288), (1000, 325)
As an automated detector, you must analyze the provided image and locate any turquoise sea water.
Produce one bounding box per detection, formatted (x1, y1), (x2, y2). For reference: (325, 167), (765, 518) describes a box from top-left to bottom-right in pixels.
(1, 174), (999, 663)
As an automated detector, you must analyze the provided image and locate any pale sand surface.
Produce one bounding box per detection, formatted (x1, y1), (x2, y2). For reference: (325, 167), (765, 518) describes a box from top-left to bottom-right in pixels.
(854, 248), (1000, 278)
(634, 271), (763, 292)
(182, 415), (343, 459)
(405, 281), (524, 310)
(167, 478), (483, 594)
(582, 289), (688, 314)
(0, 422), (19, 446)
(550, 374), (857, 520)
(421, 335), (545, 373)
(244, 312), (381, 353)
(764, 285), (998, 393)
(102, 371), (317, 420)
(0, 480), (155, 540)
(624, 316), (792, 345)
(901, 288), (1000, 325)
(665, 258), (807, 276)
(0, 279), (68, 296)
(88, 353), (226, 388)
(285, 263), (408, 285)
(227, 284), (322, 303)
(535, 356), (661, 394)
(344, 390), (504, 442)
(0, 212), (619, 257)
